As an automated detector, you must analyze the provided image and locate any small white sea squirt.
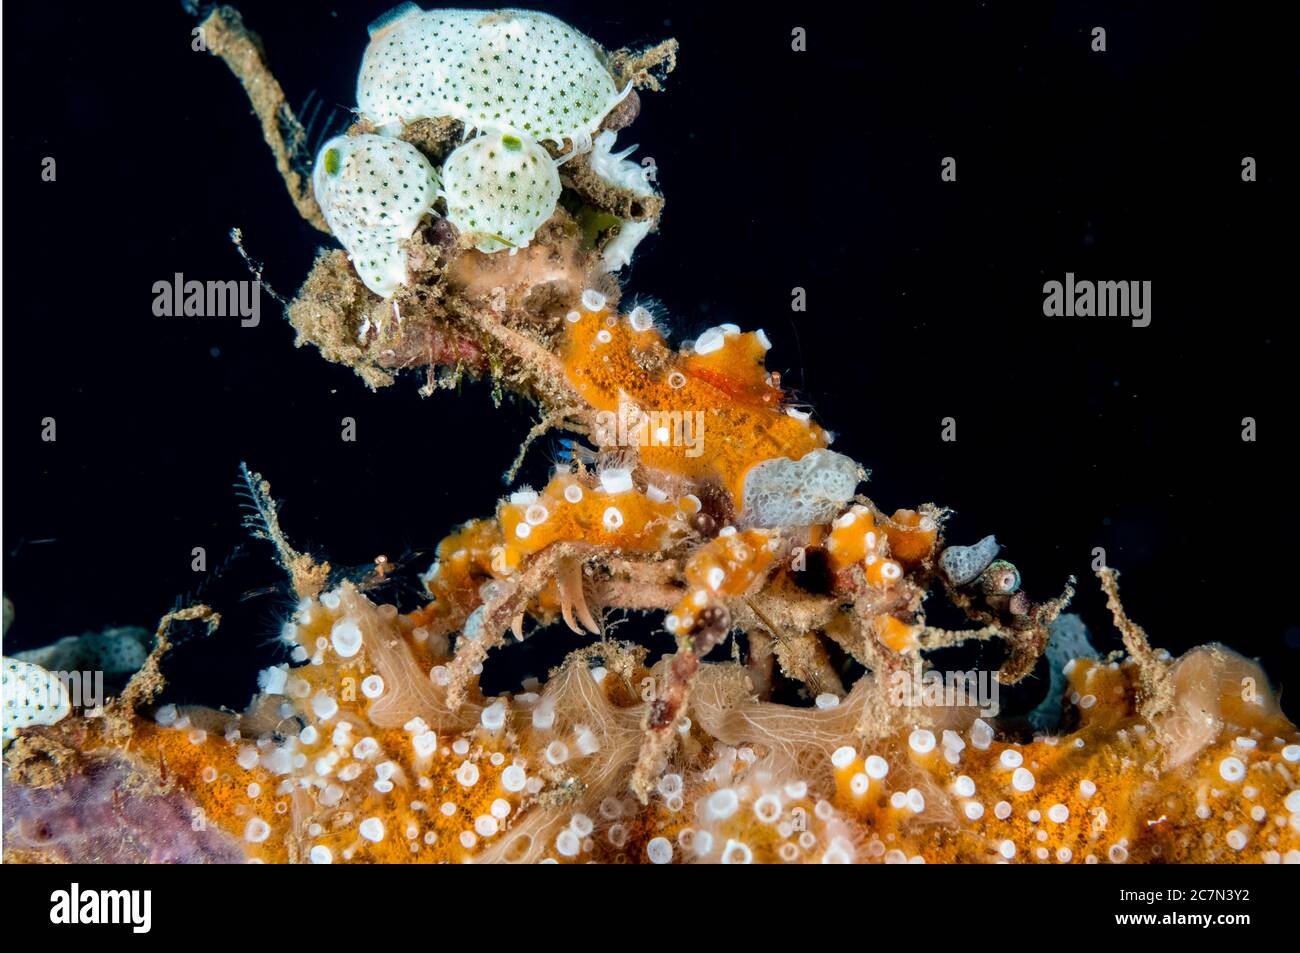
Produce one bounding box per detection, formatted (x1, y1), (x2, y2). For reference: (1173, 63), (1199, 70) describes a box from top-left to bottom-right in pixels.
(589, 130), (660, 272)
(441, 132), (562, 253)
(311, 133), (440, 297)
(357, 5), (629, 148)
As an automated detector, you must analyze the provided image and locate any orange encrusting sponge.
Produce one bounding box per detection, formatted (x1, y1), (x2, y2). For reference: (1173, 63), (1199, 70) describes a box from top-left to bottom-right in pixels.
(667, 528), (782, 635)
(559, 306), (828, 510)
(882, 508), (939, 567)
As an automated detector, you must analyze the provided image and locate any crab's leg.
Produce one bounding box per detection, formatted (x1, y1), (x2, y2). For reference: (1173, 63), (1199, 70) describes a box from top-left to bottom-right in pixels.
(445, 543), (594, 708)
(629, 605), (732, 802)
(557, 555), (601, 635)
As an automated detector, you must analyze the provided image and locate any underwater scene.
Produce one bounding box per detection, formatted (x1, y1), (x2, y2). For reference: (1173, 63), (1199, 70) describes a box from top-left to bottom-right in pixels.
(2, 0), (1297, 893)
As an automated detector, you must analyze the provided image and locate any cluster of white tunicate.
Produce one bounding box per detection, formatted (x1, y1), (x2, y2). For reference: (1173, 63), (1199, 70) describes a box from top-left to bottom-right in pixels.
(2, 657), (71, 747)
(312, 133), (441, 297)
(739, 449), (864, 528)
(659, 747), (869, 864)
(313, 6), (648, 295)
(588, 130), (658, 272)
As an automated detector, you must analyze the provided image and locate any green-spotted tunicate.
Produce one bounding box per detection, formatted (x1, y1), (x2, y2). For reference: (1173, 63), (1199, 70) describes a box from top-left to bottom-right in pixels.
(311, 133), (440, 297)
(441, 132), (562, 253)
(3, 657), (71, 747)
(357, 5), (628, 147)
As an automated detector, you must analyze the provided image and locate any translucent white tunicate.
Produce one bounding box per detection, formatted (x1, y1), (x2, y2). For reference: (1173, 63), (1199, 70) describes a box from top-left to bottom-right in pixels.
(587, 129), (659, 271)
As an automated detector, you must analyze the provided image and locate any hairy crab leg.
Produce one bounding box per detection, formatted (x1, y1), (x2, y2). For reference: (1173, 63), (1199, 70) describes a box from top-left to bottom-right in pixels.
(445, 543), (593, 707)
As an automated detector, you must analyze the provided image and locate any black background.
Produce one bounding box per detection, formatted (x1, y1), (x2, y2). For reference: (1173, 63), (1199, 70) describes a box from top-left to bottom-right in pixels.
(3, 1), (1296, 717)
